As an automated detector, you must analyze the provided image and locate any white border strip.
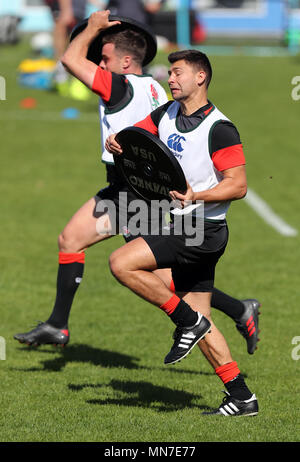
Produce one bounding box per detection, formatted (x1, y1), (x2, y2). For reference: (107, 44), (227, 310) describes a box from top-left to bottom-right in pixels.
(244, 188), (298, 237)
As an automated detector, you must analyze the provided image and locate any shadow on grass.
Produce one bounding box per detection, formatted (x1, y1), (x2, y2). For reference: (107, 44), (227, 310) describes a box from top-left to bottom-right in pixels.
(69, 379), (213, 413)
(14, 343), (215, 377)
(14, 343), (142, 371)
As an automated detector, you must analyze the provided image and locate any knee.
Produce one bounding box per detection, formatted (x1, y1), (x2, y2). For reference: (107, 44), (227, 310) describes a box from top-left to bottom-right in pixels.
(109, 250), (127, 282)
(57, 232), (65, 251)
(109, 250), (120, 278)
(58, 230), (78, 253)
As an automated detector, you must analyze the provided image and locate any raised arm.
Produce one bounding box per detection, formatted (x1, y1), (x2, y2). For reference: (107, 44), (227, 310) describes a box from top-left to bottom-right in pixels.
(60, 10), (120, 89)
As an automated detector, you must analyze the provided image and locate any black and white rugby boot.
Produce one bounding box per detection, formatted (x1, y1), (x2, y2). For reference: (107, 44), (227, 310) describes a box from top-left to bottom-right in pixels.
(14, 322), (69, 347)
(164, 313), (211, 365)
(235, 299), (261, 354)
(203, 391), (259, 417)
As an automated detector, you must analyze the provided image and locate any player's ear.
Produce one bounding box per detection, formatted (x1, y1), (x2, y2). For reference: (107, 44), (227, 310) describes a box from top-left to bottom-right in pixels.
(197, 70), (206, 87)
(122, 55), (132, 70)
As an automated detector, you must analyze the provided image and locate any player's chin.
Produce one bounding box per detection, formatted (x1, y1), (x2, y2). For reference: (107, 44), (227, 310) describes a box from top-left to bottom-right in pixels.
(171, 91), (183, 101)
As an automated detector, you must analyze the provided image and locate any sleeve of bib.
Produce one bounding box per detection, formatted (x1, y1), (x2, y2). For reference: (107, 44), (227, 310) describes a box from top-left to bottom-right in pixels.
(134, 101), (173, 135)
(210, 121), (246, 172)
(92, 67), (129, 106)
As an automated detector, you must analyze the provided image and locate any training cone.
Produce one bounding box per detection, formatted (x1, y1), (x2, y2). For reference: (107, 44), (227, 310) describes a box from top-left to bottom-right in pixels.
(61, 107), (80, 119)
(20, 97), (37, 108)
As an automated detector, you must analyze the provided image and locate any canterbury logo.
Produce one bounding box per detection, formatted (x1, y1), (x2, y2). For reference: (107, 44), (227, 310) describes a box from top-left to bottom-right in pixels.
(167, 134), (186, 153)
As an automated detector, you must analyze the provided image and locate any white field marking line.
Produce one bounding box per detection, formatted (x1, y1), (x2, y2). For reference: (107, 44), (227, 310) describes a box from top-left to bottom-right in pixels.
(0, 111), (297, 237)
(244, 188), (298, 237)
(0, 110), (98, 122)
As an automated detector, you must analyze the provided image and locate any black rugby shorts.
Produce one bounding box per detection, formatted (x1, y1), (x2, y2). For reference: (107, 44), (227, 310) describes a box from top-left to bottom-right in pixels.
(143, 220), (229, 292)
(96, 165), (165, 242)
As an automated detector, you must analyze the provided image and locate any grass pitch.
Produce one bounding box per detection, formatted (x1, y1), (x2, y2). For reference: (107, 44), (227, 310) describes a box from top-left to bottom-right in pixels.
(0, 38), (300, 443)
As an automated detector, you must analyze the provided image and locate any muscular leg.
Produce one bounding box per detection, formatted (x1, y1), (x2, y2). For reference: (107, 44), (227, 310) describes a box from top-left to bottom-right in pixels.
(13, 195), (115, 344)
(109, 238), (168, 305)
(58, 196), (113, 253)
(110, 238), (205, 329)
(178, 291), (233, 369)
(46, 196), (114, 328)
(211, 288), (245, 321)
(49, 203), (173, 329)
(109, 238), (232, 368)
(157, 273), (242, 366)
(109, 238), (253, 402)
(153, 268), (173, 290)
(177, 291), (253, 402)
(167, 276), (260, 355)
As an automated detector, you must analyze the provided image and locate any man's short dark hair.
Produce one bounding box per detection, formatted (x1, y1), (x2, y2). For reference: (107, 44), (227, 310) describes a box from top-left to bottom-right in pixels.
(168, 50), (212, 88)
(102, 29), (147, 66)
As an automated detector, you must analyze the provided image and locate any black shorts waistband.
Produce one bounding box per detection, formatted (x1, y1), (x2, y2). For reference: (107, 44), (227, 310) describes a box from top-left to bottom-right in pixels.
(204, 218), (227, 224)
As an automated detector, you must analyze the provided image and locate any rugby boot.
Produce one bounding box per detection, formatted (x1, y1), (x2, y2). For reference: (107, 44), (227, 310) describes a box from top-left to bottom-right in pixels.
(203, 391), (259, 417)
(236, 299), (261, 354)
(164, 313), (211, 365)
(14, 322), (69, 347)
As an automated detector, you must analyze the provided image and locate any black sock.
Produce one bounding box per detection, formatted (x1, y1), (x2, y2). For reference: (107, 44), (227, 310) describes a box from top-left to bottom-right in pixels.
(169, 299), (199, 328)
(225, 374), (253, 401)
(211, 288), (245, 321)
(47, 261), (84, 329)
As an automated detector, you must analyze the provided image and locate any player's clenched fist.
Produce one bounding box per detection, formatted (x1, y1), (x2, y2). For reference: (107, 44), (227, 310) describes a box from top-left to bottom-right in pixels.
(105, 134), (123, 155)
(87, 10), (120, 32)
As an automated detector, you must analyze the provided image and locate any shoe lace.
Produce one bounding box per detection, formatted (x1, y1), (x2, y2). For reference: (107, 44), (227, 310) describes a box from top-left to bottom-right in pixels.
(172, 317), (201, 341)
(172, 326), (184, 341)
(30, 320), (44, 329)
(221, 391), (231, 405)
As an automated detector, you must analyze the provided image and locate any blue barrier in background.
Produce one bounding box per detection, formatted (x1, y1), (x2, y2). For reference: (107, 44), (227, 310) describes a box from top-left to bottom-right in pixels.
(1, 0), (300, 54)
